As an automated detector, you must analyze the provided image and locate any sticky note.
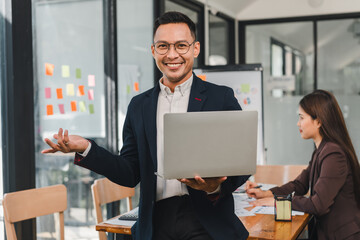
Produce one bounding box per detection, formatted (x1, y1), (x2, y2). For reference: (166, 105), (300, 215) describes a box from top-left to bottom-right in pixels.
(66, 84), (75, 96)
(58, 104), (65, 114)
(46, 105), (53, 115)
(88, 75), (95, 86)
(126, 85), (131, 94)
(241, 84), (250, 93)
(79, 101), (86, 112)
(89, 104), (94, 114)
(62, 65), (70, 78)
(45, 63), (54, 76)
(88, 89), (94, 100)
(134, 82), (139, 92)
(71, 101), (77, 112)
(45, 88), (51, 99)
(78, 85), (85, 96)
(76, 68), (81, 79)
(56, 88), (63, 99)
(198, 75), (207, 81)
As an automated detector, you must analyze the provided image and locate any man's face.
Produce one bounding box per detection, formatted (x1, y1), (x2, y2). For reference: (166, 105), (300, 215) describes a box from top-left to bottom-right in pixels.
(152, 23), (200, 88)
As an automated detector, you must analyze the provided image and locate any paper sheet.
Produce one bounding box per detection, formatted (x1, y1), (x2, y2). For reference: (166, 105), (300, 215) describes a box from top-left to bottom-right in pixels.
(104, 218), (136, 227)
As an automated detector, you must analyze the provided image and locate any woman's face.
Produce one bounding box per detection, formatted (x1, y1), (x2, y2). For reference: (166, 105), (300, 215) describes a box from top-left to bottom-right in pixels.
(297, 106), (321, 140)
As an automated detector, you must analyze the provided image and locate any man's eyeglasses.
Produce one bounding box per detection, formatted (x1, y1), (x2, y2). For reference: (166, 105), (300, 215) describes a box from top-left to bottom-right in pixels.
(153, 41), (196, 55)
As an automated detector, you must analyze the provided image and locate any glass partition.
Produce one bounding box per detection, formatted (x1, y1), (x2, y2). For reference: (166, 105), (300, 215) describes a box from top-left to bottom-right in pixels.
(317, 18), (360, 159)
(116, 0), (154, 215)
(246, 22), (315, 165)
(209, 13), (230, 65)
(32, 0), (104, 238)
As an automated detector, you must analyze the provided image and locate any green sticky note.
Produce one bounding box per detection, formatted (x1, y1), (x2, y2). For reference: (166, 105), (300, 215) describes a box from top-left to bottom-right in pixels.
(76, 68), (81, 79)
(241, 84), (250, 93)
(89, 104), (94, 114)
(126, 85), (131, 94)
(62, 65), (70, 78)
(79, 101), (87, 112)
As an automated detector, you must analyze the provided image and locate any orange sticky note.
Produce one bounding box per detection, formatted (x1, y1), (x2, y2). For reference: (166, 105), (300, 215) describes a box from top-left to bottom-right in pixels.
(45, 63), (54, 76)
(78, 85), (85, 96)
(46, 105), (53, 115)
(56, 88), (63, 99)
(198, 75), (207, 81)
(134, 82), (139, 92)
(71, 101), (77, 112)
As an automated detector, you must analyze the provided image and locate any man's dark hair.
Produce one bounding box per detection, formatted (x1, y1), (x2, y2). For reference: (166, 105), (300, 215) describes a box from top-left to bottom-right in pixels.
(153, 11), (196, 40)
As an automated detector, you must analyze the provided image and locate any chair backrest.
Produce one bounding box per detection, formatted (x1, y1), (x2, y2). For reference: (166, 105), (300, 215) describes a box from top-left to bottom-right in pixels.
(254, 165), (308, 186)
(91, 178), (135, 240)
(2, 184), (67, 240)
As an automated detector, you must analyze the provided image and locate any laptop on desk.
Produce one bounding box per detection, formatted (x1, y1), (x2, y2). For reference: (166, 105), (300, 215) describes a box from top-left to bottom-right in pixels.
(157, 110), (258, 179)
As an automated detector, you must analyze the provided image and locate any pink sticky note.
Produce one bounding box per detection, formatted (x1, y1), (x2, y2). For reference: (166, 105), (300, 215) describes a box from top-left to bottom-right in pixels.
(45, 88), (51, 99)
(88, 89), (94, 100)
(58, 104), (65, 114)
(88, 75), (95, 87)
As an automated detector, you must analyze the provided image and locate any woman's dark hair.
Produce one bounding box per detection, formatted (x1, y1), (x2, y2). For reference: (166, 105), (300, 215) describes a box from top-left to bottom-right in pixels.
(153, 11), (196, 40)
(300, 89), (360, 207)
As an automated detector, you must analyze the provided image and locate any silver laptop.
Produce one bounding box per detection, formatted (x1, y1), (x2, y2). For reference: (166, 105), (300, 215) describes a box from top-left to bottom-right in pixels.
(158, 110), (258, 179)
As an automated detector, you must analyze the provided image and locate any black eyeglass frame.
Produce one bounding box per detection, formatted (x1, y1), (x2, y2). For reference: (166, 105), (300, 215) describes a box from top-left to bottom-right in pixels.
(153, 40), (197, 55)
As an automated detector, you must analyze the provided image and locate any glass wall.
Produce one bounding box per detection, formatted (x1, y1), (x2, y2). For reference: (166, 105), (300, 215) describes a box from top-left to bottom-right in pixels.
(317, 18), (360, 159)
(116, 0), (154, 213)
(246, 22), (315, 165)
(208, 13), (230, 65)
(32, 0), (104, 238)
(0, 0), (4, 237)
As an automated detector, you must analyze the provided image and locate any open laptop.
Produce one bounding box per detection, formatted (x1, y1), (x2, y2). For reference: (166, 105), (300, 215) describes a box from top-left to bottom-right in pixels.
(157, 110), (258, 179)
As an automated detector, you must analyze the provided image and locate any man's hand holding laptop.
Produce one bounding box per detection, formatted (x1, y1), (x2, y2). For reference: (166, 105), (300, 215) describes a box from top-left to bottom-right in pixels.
(179, 176), (227, 193)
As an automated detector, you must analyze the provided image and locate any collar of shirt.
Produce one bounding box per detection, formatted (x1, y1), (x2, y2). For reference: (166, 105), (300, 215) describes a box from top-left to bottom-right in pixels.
(159, 74), (193, 97)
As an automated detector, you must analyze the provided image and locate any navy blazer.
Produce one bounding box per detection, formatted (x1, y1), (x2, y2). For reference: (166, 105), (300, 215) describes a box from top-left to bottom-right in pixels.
(75, 74), (250, 240)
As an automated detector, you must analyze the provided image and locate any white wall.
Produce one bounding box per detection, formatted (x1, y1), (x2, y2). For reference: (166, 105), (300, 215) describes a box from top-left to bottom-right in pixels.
(237, 0), (360, 20)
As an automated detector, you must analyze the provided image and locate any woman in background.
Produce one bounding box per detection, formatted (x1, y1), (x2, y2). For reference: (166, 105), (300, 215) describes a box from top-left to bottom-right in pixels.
(246, 89), (360, 240)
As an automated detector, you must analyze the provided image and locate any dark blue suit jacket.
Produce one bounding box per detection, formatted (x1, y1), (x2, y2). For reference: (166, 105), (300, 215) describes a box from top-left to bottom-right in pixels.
(75, 74), (250, 240)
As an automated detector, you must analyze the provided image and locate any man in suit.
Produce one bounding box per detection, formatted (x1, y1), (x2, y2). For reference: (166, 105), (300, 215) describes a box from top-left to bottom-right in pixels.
(43, 11), (250, 240)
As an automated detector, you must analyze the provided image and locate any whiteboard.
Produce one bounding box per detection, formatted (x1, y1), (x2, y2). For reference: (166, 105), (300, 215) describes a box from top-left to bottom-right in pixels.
(194, 64), (264, 164)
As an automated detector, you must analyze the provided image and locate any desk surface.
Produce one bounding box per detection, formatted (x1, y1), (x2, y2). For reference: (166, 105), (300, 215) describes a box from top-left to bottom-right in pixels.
(96, 211), (311, 240)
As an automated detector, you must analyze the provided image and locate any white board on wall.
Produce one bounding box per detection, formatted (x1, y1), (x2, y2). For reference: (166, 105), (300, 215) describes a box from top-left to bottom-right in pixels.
(194, 64), (264, 164)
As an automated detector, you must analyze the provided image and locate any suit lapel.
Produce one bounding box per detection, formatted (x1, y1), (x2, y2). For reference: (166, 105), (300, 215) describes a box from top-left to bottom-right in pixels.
(187, 75), (207, 112)
(143, 84), (160, 169)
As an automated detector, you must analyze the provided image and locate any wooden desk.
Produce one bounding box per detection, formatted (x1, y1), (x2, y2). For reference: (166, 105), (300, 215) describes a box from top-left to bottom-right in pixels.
(96, 212), (311, 240)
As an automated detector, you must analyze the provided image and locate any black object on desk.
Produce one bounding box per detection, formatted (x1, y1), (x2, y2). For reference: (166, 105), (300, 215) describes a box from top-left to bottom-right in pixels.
(118, 207), (138, 221)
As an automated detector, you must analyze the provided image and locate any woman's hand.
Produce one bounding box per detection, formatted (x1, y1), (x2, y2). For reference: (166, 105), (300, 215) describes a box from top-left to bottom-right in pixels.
(245, 180), (274, 199)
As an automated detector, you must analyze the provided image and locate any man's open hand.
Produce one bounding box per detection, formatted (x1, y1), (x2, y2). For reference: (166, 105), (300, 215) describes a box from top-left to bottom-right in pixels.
(41, 128), (89, 154)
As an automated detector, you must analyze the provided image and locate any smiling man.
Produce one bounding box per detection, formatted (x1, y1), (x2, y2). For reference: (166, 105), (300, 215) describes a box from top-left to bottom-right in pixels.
(42, 11), (250, 240)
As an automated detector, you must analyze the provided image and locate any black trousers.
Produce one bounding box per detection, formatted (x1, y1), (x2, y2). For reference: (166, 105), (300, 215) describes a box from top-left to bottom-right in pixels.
(153, 195), (213, 240)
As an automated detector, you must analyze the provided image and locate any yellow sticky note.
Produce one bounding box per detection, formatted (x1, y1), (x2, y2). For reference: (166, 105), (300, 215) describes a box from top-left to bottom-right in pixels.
(66, 84), (75, 96)
(62, 65), (70, 78)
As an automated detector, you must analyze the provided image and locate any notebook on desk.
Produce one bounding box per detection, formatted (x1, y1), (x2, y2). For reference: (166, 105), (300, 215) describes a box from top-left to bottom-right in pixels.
(157, 110), (258, 179)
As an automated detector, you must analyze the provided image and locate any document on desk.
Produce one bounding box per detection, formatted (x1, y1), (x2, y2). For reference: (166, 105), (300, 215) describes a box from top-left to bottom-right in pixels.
(250, 206), (305, 216)
(104, 218), (136, 227)
(233, 193), (256, 217)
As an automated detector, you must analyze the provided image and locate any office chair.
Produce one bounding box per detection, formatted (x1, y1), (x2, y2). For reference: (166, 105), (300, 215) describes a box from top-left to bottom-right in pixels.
(2, 184), (67, 240)
(91, 178), (135, 240)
